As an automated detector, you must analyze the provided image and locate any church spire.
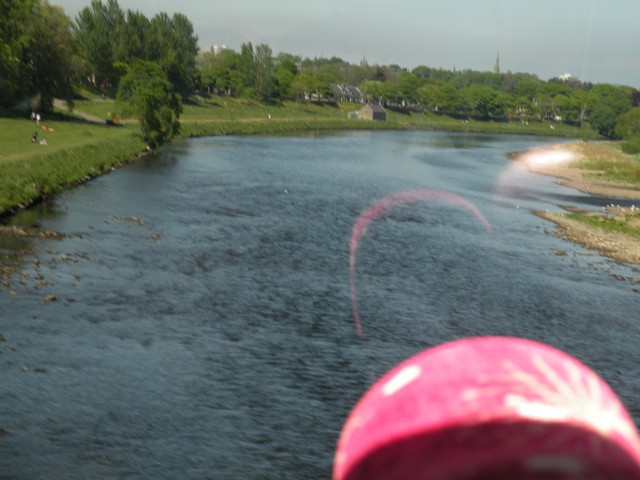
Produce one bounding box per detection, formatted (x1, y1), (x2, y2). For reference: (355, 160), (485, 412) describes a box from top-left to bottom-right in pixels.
(493, 51), (500, 74)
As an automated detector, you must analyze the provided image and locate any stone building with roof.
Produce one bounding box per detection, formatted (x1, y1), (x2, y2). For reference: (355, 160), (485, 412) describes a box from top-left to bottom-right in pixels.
(349, 103), (387, 121)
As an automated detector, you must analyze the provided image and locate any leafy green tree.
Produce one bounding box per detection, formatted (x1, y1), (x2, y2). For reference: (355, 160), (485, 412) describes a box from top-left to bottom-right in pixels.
(116, 10), (150, 63)
(587, 84), (632, 138)
(239, 42), (255, 96)
(512, 73), (541, 102)
(25, 3), (81, 109)
(394, 72), (421, 105)
(418, 83), (462, 114)
(382, 82), (402, 105)
(74, 0), (125, 89)
(411, 66), (433, 80)
(0, 0), (37, 107)
(0, 0), (80, 110)
(273, 54), (299, 100)
(340, 63), (368, 86)
(147, 12), (199, 97)
(291, 72), (314, 101)
(197, 50), (244, 96)
(116, 60), (182, 148)
(466, 85), (505, 118)
(540, 81), (571, 98)
(360, 80), (386, 103)
(589, 104), (618, 138)
(615, 107), (640, 139)
(553, 94), (580, 124)
(254, 43), (273, 101)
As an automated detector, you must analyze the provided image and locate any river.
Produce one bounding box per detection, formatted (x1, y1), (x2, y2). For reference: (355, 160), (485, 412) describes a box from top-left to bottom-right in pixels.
(2, 131), (640, 478)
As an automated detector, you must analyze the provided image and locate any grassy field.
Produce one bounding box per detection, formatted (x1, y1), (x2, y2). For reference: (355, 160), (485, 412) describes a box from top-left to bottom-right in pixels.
(0, 117), (134, 163)
(566, 212), (640, 238)
(571, 141), (640, 185)
(0, 115), (145, 216)
(0, 94), (602, 218)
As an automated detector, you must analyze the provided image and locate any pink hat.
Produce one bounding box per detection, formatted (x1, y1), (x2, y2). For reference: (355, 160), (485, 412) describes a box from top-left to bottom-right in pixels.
(334, 337), (640, 480)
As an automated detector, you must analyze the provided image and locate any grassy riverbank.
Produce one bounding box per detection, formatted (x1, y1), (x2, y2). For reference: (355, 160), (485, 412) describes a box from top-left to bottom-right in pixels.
(523, 141), (640, 263)
(0, 94), (598, 219)
(0, 117), (146, 216)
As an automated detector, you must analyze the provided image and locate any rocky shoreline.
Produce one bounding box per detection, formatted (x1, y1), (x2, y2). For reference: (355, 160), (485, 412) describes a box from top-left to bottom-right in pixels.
(522, 141), (640, 264)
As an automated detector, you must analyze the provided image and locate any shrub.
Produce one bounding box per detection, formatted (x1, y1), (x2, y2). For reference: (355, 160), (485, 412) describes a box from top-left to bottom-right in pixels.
(621, 136), (640, 154)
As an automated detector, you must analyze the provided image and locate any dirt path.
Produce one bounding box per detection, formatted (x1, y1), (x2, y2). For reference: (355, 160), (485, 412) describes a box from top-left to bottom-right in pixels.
(53, 99), (105, 124)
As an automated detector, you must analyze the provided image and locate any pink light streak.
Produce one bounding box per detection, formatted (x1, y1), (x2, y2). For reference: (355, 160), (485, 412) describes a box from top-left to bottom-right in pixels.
(349, 189), (491, 340)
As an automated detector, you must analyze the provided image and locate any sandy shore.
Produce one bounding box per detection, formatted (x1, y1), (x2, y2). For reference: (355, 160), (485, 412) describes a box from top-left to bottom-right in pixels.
(523, 141), (640, 200)
(521, 141), (640, 264)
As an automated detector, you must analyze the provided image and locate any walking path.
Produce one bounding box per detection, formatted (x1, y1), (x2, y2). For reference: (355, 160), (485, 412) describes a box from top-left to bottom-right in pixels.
(53, 99), (104, 124)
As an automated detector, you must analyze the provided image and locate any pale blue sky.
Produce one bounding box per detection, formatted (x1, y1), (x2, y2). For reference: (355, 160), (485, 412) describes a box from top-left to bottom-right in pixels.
(54, 0), (639, 87)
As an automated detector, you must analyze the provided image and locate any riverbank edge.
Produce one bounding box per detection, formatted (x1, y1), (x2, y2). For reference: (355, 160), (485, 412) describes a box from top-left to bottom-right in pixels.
(0, 115), (593, 221)
(524, 141), (640, 264)
(0, 133), (148, 220)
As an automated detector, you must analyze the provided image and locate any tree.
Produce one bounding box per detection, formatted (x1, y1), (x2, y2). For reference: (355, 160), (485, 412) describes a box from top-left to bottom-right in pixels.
(0, 0), (37, 107)
(589, 104), (618, 139)
(74, 0), (125, 89)
(273, 54), (299, 100)
(394, 72), (421, 106)
(147, 12), (199, 97)
(615, 107), (640, 139)
(116, 60), (182, 148)
(253, 43), (273, 101)
(553, 94), (580, 124)
(418, 83), (462, 114)
(0, 0), (80, 111)
(360, 80), (386, 104)
(116, 10), (150, 63)
(23, 3), (82, 109)
(239, 42), (255, 96)
(587, 84), (632, 138)
(466, 85), (506, 118)
(512, 73), (541, 102)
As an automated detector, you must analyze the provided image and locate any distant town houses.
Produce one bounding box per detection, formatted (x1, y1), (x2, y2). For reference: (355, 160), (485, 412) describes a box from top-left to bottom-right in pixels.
(330, 84), (364, 103)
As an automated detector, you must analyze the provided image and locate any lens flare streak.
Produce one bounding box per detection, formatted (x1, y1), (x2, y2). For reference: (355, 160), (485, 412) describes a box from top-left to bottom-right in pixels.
(349, 189), (491, 340)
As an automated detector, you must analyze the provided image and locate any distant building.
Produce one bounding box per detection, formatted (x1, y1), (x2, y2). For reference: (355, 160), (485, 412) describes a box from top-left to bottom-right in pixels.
(350, 103), (387, 121)
(331, 84), (364, 103)
(213, 44), (229, 56)
(199, 44), (230, 56)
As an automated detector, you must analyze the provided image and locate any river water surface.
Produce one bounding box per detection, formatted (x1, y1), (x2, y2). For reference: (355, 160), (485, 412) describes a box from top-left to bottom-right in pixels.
(2, 131), (640, 478)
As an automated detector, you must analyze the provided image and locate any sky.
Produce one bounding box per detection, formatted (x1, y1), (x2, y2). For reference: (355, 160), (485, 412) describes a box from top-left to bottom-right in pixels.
(53, 0), (639, 87)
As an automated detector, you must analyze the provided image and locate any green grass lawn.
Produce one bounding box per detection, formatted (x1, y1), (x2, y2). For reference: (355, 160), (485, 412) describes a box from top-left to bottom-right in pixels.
(567, 213), (640, 239)
(0, 117), (133, 163)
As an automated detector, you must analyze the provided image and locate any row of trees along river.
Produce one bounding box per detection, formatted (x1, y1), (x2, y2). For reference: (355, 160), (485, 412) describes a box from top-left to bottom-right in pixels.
(2, 0), (640, 150)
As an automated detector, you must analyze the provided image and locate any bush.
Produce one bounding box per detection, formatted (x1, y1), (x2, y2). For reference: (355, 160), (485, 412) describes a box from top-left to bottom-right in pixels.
(621, 136), (640, 154)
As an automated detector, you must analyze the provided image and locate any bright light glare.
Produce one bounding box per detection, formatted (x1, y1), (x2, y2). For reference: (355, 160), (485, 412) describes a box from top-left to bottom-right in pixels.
(518, 149), (575, 169)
